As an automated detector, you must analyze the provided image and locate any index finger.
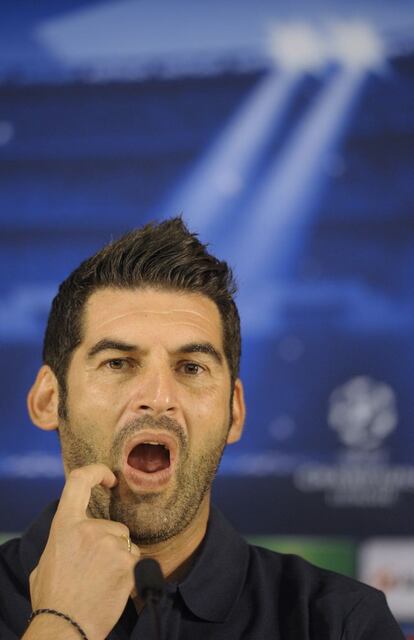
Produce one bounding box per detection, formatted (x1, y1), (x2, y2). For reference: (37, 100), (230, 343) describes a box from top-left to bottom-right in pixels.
(56, 463), (117, 520)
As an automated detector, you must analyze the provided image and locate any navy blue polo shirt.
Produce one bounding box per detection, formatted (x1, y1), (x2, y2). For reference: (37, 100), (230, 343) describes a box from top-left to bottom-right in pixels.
(0, 501), (404, 639)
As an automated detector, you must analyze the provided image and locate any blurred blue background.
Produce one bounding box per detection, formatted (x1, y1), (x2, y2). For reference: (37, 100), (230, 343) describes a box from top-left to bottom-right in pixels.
(0, 0), (414, 628)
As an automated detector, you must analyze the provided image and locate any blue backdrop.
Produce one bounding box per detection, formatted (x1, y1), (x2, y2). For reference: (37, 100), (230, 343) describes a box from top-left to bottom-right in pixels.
(0, 1), (413, 630)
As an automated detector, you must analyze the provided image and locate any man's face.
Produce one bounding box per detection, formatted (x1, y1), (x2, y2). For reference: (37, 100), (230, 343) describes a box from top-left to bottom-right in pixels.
(58, 287), (244, 544)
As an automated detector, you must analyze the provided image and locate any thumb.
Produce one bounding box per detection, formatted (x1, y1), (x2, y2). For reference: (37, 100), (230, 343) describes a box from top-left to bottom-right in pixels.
(29, 566), (38, 597)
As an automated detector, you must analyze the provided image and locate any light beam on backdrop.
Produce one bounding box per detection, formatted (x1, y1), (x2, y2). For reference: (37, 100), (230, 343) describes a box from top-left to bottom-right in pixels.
(329, 21), (386, 71)
(163, 70), (301, 237)
(229, 22), (385, 296)
(268, 22), (329, 73)
(231, 70), (366, 288)
(165, 23), (330, 238)
(220, 22), (386, 469)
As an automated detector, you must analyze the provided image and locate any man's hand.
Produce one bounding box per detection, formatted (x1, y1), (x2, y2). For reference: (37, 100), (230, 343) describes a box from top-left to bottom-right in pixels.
(28, 464), (140, 640)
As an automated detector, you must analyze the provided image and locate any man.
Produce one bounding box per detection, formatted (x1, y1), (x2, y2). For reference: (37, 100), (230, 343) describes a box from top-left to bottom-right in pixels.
(0, 218), (404, 639)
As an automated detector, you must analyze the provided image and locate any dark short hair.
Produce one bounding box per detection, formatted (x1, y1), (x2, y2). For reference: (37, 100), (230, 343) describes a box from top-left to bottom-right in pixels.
(43, 217), (241, 411)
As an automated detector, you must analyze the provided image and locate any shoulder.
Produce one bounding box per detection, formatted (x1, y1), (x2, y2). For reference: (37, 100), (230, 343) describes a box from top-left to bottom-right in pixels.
(245, 545), (403, 638)
(0, 536), (24, 589)
(0, 536), (32, 638)
(247, 543), (381, 601)
(0, 536), (22, 572)
(0, 535), (27, 619)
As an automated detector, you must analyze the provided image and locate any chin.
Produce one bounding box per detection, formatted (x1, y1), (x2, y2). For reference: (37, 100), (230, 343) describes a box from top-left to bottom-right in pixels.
(110, 498), (181, 545)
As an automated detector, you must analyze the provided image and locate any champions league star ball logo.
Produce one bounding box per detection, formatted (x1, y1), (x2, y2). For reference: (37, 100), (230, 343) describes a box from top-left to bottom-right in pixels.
(295, 377), (408, 508)
(328, 376), (398, 452)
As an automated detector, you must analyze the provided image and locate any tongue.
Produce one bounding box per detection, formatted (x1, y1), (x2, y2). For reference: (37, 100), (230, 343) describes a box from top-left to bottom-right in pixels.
(128, 444), (170, 473)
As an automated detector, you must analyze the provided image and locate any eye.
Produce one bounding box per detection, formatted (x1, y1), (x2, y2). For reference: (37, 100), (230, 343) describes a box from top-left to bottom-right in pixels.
(105, 358), (133, 371)
(178, 362), (205, 376)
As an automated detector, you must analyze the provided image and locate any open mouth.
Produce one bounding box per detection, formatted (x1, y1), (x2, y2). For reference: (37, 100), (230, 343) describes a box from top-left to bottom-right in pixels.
(127, 442), (171, 474)
(122, 432), (177, 489)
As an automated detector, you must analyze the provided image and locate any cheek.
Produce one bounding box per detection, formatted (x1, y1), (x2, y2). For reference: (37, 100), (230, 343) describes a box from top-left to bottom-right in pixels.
(65, 387), (115, 447)
(68, 373), (126, 417)
(184, 387), (232, 434)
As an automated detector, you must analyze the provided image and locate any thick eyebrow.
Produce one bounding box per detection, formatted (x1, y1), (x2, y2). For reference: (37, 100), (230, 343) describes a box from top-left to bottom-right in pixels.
(175, 342), (223, 366)
(86, 339), (137, 359)
(86, 338), (223, 366)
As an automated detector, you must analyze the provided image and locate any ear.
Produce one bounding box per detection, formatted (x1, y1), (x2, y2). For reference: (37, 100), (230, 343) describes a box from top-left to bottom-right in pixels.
(227, 378), (246, 445)
(27, 365), (60, 431)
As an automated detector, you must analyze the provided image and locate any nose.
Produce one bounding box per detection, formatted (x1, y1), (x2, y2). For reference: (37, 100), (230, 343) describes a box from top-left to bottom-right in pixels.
(129, 362), (178, 417)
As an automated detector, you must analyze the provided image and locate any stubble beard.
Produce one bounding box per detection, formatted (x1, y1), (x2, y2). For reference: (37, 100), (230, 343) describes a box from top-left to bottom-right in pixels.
(58, 412), (230, 546)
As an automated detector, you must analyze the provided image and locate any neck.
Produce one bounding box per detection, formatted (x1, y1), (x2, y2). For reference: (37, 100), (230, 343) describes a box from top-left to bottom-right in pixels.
(131, 494), (211, 609)
(142, 493), (210, 579)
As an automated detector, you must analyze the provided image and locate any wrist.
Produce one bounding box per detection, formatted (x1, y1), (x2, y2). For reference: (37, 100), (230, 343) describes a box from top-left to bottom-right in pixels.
(23, 612), (81, 640)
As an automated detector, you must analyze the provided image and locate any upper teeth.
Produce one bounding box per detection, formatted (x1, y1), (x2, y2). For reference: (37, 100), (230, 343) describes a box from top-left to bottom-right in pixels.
(144, 441), (164, 446)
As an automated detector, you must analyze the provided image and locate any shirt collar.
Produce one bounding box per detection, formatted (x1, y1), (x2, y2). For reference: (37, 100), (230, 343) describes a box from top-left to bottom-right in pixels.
(177, 505), (249, 622)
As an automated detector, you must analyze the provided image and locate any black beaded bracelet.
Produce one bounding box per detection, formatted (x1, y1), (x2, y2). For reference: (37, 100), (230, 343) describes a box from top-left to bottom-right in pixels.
(28, 608), (89, 640)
